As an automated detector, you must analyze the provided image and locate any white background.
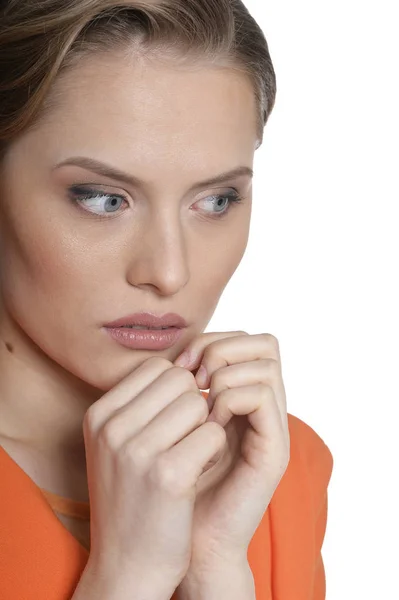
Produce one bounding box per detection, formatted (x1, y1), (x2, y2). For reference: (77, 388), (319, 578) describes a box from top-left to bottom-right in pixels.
(204, 1), (399, 598)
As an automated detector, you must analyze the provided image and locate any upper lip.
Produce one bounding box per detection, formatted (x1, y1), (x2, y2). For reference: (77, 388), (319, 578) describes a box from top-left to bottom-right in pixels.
(104, 312), (188, 328)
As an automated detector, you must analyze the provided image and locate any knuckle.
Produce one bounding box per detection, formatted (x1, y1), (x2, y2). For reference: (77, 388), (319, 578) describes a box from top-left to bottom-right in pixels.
(206, 420), (227, 443)
(172, 365), (197, 386)
(123, 439), (152, 471)
(263, 333), (280, 351)
(145, 356), (173, 369)
(209, 369), (226, 389)
(99, 418), (122, 450)
(194, 393), (210, 421)
(83, 406), (98, 432)
(260, 357), (279, 369)
(202, 347), (218, 363)
(151, 456), (181, 492)
(179, 391), (209, 423)
(258, 382), (273, 399)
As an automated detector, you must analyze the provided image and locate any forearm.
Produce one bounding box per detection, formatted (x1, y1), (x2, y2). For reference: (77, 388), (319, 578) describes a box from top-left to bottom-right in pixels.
(176, 563), (256, 600)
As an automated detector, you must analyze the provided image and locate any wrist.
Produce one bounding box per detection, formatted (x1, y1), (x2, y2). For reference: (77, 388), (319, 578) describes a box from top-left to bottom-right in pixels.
(79, 558), (177, 600)
(176, 562), (255, 600)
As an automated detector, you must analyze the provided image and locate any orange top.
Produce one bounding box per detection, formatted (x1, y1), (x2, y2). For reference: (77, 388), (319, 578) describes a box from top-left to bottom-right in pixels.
(0, 391), (333, 600)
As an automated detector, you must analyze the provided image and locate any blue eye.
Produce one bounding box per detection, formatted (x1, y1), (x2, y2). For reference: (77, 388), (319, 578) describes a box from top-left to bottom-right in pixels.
(201, 192), (244, 219)
(67, 186), (244, 219)
(68, 186), (127, 217)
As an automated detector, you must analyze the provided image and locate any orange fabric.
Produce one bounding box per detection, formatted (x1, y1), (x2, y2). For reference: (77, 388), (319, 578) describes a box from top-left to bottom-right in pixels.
(0, 390), (333, 599)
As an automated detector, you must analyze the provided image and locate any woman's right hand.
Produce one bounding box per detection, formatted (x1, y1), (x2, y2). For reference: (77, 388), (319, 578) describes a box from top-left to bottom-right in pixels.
(81, 356), (227, 597)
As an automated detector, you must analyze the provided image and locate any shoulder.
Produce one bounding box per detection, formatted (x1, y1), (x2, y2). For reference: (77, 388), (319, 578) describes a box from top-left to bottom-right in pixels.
(286, 412), (334, 498)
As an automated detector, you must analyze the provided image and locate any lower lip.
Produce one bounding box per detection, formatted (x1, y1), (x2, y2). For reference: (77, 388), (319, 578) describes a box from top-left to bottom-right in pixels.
(104, 326), (184, 350)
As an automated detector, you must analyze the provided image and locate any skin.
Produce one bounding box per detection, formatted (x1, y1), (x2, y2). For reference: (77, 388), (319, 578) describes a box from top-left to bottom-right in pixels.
(172, 330), (288, 598)
(0, 48), (258, 502)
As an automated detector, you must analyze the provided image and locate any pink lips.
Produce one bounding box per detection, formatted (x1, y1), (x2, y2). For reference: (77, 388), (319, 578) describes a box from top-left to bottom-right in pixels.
(103, 312), (187, 350)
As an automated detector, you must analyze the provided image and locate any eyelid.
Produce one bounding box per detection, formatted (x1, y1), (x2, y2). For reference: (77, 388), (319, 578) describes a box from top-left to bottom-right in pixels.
(69, 183), (243, 202)
(69, 182), (128, 195)
(68, 184), (130, 203)
(192, 186), (243, 204)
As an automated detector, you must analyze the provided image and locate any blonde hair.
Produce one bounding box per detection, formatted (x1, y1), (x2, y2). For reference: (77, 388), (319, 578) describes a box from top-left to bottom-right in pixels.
(0, 0), (277, 162)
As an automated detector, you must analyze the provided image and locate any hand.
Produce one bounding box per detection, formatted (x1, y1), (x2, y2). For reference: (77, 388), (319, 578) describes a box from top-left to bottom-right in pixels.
(81, 357), (226, 598)
(173, 331), (290, 580)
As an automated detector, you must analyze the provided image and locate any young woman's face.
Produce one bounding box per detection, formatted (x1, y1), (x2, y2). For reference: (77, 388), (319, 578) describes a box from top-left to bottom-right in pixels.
(0, 50), (258, 391)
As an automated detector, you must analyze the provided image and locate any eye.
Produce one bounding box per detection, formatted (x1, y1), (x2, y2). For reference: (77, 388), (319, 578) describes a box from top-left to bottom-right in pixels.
(67, 186), (128, 217)
(67, 185), (245, 220)
(198, 191), (244, 219)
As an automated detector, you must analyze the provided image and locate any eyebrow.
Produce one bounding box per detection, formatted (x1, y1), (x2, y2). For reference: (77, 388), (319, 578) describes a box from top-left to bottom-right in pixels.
(52, 156), (254, 191)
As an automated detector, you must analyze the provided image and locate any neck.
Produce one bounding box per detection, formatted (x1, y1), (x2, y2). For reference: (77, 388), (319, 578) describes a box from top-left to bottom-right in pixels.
(0, 314), (101, 502)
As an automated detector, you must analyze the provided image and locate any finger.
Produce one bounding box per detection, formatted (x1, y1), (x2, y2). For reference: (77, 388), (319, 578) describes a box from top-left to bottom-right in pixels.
(163, 421), (227, 487)
(205, 358), (287, 429)
(194, 333), (281, 390)
(125, 391), (209, 459)
(207, 384), (289, 456)
(206, 385), (290, 493)
(173, 331), (249, 370)
(86, 360), (198, 435)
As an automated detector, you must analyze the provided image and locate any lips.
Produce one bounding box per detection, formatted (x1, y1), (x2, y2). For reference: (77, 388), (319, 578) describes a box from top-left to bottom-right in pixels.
(104, 312), (188, 329)
(104, 322), (185, 350)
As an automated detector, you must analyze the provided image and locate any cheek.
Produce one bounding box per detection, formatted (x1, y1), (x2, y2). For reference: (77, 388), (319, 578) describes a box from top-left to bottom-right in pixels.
(0, 210), (122, 388)
(193, 221), (250, 305)
(1, 225), (89, 300)
(0, 202), (108, 335)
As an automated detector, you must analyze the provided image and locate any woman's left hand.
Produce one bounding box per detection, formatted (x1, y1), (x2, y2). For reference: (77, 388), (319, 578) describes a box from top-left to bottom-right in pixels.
(173, 331), (290, 579)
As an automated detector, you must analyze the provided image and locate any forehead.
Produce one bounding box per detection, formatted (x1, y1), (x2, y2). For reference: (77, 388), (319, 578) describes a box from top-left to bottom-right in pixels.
(38, 51), (258, 160)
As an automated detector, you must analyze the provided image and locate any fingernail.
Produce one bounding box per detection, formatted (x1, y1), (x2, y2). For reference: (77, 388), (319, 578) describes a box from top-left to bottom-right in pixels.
(196, 364), (208, 388)
(174, 350), (192, 368)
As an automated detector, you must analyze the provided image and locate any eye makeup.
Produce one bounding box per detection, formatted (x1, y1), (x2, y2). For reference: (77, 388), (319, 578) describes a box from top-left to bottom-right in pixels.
(67, 184), (245, 220)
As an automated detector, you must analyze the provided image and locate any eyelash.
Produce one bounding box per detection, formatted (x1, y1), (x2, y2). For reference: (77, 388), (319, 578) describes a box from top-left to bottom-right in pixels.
(67, 185), (244, 221)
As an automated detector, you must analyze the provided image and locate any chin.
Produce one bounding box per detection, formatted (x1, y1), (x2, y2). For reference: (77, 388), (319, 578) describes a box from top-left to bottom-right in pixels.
(70, 352), (165, 395)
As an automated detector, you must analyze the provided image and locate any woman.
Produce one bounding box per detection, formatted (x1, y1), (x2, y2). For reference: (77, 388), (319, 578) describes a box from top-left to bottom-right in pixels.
(0, 1), (333, 599)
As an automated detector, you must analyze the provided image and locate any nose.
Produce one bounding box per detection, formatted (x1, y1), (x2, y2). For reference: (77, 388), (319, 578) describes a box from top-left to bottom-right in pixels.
(125, 211), (190, 296)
